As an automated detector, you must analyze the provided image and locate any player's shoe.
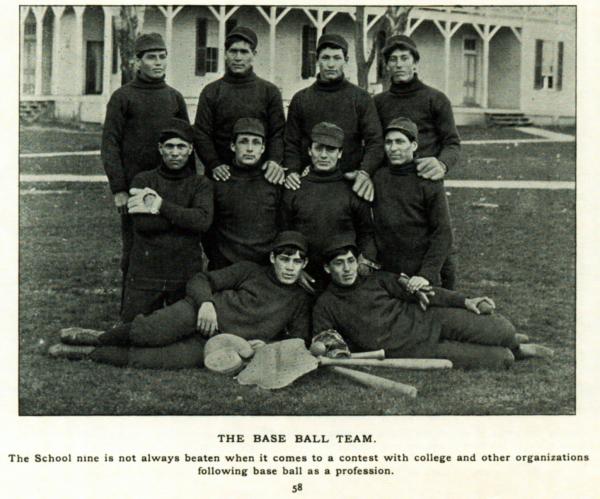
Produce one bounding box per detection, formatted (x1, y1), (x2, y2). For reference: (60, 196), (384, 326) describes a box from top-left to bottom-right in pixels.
(514, 333), (530, 344)
(59, 327), (104, 346)
(48, 344), (95, 360)
(515, 343), (554, 360)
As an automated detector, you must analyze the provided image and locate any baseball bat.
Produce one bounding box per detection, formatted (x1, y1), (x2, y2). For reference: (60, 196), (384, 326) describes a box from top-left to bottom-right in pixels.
(327, 366), (417, 398)
(350, 349), (385, 360)
(319, 358), (453, 370)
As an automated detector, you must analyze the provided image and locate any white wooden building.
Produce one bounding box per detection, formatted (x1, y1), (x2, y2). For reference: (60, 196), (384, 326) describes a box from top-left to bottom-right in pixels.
(20, 5), (575, 125)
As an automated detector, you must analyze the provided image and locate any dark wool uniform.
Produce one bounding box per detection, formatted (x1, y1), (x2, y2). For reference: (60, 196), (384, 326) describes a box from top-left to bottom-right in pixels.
(101, 72), (189, 283)
(374, 76), (460, 171)
(89, 262), (311, 369)
(281, 168), (376, 286)
(193, 70), (285, 174)
(284, 76), (384, 175)
(372, 161), (452, 286)
(313, 271), (519, 369)
(208, 163), (282, 270)
(374, 76), (460, 289)
(122, 163), (213, 322)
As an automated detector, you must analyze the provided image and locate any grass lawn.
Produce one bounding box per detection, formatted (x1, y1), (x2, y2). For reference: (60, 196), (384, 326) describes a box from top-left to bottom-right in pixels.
(18, 126), (575, 415)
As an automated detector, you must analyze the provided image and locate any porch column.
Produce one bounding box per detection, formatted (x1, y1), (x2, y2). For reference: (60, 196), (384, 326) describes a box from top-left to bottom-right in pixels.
(73, 6), (85, 95)
(302, 8), (338, 41)
(157, 6), (183, 54)
(256, 6), (291, 83)
(208, 6), (239, 75)
(33, 6), (46, 96)
(20, 7), (27, 95)
(473, 23), (501, 109)
(51, 7), (65, 95)
(433, 20), (463, 96)
(102, 7), (113, 97)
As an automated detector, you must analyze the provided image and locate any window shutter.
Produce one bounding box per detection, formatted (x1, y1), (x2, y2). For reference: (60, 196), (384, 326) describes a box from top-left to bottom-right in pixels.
(556, 41), (564, 91)
(534, 39), (543, 89)
(196, 18), (207, 76)
(301, 25), (310, 79)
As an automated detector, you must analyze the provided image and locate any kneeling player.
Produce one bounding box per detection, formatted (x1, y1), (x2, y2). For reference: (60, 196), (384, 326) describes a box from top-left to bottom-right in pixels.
(312, 236), (553, 369)
(49, 232), (311, 369)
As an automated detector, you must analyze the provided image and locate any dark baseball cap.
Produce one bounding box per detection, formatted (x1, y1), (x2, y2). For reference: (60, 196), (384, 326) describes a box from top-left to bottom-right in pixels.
(385, 117), (419, 143)
(232, 118), (265, 139)
(311, 122), (344, 149)
(272, 231), (308, 253)
(135, 33), (166, 56)
(159, 118), (194, 144)
(383, 34), (420, 62)
(322, 233), (359, 263)
(317, 34), (348, 54)
(226, 26), (258, 50)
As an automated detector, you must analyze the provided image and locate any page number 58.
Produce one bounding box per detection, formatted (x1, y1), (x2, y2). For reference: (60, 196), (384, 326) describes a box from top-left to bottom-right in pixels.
(292, 483), (303, 493)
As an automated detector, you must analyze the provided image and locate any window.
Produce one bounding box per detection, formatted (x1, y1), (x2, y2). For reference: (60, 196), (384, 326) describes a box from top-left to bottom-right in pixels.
(196, 18), (217, 75)
(301, 25), (317, 79)
(464, 38), (477, 52)
(196, 17), (238, 76)
(85, 41), (104, 94)
(534, 39), (564, 90)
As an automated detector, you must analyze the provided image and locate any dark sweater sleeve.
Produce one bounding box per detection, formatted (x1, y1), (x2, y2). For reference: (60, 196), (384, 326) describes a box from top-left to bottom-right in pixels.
(101, 91), (128, 194)
(283, 92), (304, 173)
(352, 196), (377, 261)
(312, 298), (338, 335)
(193, 86), (221, 172)
(418, 181), (453, 283)
(265, 85), (285, 164)
(279, 190), (295, 230)
(357, 94), (384, 175)
(428, 286), (467, 308)
(186, 262), (258, 308)
(159, 177), (214, 233)
(432, 92), (461, 171)
(285, 296), (312, 343)
(175, 91), (190, 122)
(129, 173), (172, 233)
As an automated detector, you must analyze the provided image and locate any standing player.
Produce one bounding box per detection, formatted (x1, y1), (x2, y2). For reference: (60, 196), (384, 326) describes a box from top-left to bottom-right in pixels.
(101, 33), (190, 309)
(193, 26), (286, 185)
(374, 34), (460, 288)
(284, 34), (383, 201)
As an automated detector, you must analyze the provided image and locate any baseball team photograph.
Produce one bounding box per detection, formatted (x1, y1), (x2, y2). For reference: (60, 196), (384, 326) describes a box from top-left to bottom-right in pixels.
(18, 5), (575, 415)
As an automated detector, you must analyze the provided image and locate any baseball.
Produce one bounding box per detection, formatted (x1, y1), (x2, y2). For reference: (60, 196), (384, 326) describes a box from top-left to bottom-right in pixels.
(477, 300), (495, 314)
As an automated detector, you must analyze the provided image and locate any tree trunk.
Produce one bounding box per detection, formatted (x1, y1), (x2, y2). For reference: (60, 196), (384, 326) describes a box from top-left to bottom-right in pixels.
(354, 6), (384, 91)
(115, 6), (139, 85)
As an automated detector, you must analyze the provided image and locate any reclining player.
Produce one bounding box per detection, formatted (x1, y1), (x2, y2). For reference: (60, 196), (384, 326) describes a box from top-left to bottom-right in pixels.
(312, 235), (553, 369)
(48, 232), (311, 370)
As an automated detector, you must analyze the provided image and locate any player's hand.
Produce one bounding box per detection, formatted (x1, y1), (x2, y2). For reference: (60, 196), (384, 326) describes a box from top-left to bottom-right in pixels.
(212, 164), (231, 182)
(262, 160), (286, 185)
(465, 297), (496, 315)
(284, 172), (302, 190)
(416, 157), (446, 180)
(357, 254), (381, 277)
(407, 275), (430, 293)
(197, 302), (219, 337)
(127, 187), (162, 214)
(114, 191), (130, 215)
(298, 270), (316, 294)
(344, 170), (374, 202)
